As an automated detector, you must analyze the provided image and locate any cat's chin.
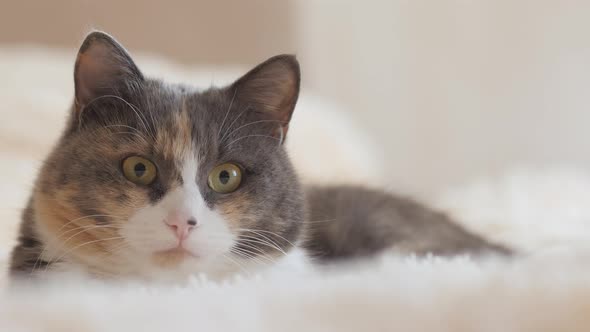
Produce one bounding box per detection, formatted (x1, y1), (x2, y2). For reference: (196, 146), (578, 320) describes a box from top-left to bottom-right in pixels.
(151, 248), (200, 268)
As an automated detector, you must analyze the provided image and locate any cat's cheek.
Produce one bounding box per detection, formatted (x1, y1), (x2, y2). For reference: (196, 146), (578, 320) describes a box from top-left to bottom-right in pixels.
(122, 205), (177, 255)
(182, 209), (236, 260)
(214, 195), (255, 231)
(33, 191), (125, 262)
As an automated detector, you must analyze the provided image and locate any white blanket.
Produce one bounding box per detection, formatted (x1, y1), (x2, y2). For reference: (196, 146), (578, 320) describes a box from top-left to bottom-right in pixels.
(1, 47), (589, 331)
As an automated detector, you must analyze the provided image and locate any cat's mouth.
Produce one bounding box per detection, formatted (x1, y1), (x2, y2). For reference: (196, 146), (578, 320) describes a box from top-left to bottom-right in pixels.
(151, 247), (200, 267)
(155, 247), (199, 258)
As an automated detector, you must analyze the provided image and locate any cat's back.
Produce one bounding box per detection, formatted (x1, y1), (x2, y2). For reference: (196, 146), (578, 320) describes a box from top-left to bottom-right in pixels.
(302, 186), (510, 261)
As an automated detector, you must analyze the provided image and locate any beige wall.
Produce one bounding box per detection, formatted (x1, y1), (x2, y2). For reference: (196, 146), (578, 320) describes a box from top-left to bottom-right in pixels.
(294, 1), (590, 196)
(0, 0), (295, 64)
(2, 0), (590, 196)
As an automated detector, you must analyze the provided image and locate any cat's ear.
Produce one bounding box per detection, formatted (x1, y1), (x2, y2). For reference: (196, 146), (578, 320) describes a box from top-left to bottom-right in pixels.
(230, 55), (300, 139)
(74, 31), (143, 109)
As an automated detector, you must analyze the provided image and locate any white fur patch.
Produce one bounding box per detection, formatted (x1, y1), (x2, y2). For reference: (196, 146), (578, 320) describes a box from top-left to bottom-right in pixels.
(120, 153), (237, 281)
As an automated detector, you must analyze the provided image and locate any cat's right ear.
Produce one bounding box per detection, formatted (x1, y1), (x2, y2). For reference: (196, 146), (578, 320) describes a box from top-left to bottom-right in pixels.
(74, 31), (143, 110)
(229, 55), (300, 140)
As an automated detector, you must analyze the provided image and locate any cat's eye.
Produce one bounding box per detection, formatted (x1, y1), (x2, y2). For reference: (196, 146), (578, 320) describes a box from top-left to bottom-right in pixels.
(122, 156), (157, 185)
(208, 163), (242, 194)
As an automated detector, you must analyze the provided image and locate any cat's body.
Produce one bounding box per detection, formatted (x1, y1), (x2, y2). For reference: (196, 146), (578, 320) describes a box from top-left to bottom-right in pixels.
(303, 186), (509, 260)
(10, 32), (509, 282)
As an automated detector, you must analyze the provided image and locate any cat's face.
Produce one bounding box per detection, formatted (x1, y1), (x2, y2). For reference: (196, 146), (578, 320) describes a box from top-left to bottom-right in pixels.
(32, 32), (304, 280)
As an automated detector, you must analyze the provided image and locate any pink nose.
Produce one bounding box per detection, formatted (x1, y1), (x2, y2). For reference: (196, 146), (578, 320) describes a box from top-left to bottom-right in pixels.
(164, 212), (198, 241)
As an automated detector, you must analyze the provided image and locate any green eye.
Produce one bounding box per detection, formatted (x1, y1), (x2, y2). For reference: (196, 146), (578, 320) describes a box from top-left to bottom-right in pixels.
(122, 156), (157, 185)
(208, 163), (242, 193)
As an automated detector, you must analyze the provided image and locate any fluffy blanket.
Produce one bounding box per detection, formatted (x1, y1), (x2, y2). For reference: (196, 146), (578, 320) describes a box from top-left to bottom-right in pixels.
(1, 47), (590, 331)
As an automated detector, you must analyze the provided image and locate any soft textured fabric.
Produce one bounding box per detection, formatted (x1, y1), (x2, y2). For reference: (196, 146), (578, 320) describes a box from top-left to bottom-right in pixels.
(1, 47), (589, 331)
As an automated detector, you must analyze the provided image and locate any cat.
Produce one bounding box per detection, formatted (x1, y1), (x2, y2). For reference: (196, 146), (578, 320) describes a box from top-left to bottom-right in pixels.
(9, 31), (510, 282)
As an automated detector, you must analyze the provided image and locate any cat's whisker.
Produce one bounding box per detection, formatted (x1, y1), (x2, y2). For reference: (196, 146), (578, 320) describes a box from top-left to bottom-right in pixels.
(30, 249), (50, 275)
(207, 233), (287, 255)
(230, 247), (258, 259)
(222, 119), (286, 144)
(109, 131), (150, 144)
(147, 95), (160, 141)
(225, 134), (281, 149)
(100, 242), (132, 260)
(104, 124), (150, 143)
(237, 228), (297, 250)
(233, 239), (279, 257)
(220, 252), (252, 276)
(44, 236), (126, 273)
(34, 226), (124, 272)
(52, 224), (126, 241)
(219, 105), (251, 144)
(42, 224), (125, 256)
(236, 234), (288, 256)
(229, 248), (254, 260)
(33, 238), (129, 276)
(32, 216), (127, 272)
(217, 87), (238, 140)
(231, 246), (277, 265)
(104, 124), (145, 135)
(47, 223), (124, 246)
(51, 214), (127, 235)
(230, 249), (270, 268)
(85, 94), (155, 141)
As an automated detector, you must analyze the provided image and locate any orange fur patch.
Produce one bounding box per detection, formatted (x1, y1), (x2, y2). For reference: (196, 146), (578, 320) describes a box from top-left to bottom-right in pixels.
(155, 108), (192, 161)
(217, 194), (255, 231)
(33, 191), (124, 265)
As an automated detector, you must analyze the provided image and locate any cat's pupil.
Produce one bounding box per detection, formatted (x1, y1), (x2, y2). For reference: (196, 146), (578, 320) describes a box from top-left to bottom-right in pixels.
(134, 163), (146, 178)
(219, 170), (230, 185)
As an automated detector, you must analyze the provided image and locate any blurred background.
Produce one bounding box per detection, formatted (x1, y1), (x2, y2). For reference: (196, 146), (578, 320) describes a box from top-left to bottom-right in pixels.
(1, 0), (590, 198)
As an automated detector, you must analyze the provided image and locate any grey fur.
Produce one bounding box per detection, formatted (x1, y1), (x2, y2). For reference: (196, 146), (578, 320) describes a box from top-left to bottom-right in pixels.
(303, 186), (511, 262)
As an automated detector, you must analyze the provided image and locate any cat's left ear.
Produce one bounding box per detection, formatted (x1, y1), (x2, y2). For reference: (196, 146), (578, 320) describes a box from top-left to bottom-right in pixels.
(230, 55), (300, 140)
(74, 31), (144, 110)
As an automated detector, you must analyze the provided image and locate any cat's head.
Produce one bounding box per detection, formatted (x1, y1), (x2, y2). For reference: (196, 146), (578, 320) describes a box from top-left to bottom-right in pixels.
(33, 31), (304, 280)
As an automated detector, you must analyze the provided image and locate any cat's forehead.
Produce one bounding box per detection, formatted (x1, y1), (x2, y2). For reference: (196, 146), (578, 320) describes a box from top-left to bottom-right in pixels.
(131, 81), (230, 162)
(140, 81), (195, 116)
(153, 102), (196, 161)
(139, 81), (228, 126)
